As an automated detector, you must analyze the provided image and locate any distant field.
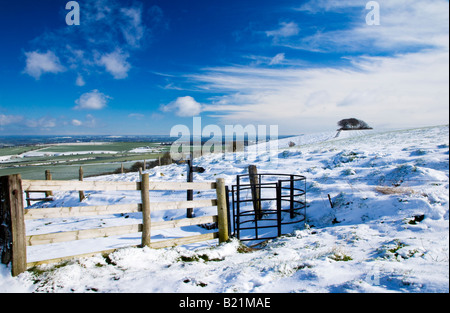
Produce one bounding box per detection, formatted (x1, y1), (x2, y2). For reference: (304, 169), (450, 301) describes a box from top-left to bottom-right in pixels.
(0, 141), (169, 180)
(0, 162), (142, 180)
(38, 142), (162, 153)
(0, 146), (41, 157)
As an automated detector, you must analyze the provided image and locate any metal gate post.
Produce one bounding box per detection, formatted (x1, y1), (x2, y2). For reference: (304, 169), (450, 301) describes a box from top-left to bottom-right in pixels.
(276, 180), (282, 237)
(231, 186), (236, 238)
(290, 175), (295, 218)
(236, 177), (241, 240)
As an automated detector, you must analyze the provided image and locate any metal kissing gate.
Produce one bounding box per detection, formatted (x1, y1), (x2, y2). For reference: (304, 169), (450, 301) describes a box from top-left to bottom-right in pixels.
(230, 173), (306, 245)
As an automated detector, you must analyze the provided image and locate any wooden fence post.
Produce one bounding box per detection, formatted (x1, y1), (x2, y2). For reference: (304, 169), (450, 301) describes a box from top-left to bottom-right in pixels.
(79, 166), (85, 202)
(215, 178), (229, 244)
(45, 170), (53, 197)
(0, 175), (27, 276)
(248, 165), (262, 220)
(140, 173), (151, 247)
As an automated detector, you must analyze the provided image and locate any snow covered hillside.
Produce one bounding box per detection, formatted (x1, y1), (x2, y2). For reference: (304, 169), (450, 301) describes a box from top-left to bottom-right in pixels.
(1, 125), (448, 293)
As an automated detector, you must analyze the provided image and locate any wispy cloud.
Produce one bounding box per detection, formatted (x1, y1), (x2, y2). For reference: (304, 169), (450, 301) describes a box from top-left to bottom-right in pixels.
(266, 22), (300, 38)
(0, 114), (23, 126)
(75, 74), (86, 86)
(181, 0), (449, 132)
(25, 116), (57, 129)
(120, 6), (145, 48)
(296, 0), (364, 13)
(1, 114), (68, 131)
(269, 53), (285, 65)
(67, 0), (149, 51)
(71, 114), (97, 127)
(191, 48), (449, 132)
(128, 113), (145, 120)
(24, 0), (164, 82)
(291, 0), (449, 53)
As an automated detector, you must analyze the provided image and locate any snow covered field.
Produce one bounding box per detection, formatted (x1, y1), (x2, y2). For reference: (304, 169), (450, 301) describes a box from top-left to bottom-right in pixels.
(1, 125), (448, 293)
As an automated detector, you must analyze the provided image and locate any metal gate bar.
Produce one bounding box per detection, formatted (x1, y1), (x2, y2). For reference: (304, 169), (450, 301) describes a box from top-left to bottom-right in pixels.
(230, 173), (306, 244)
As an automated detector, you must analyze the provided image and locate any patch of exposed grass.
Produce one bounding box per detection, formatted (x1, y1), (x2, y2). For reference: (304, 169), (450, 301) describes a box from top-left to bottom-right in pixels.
(375, 186), (416, 195)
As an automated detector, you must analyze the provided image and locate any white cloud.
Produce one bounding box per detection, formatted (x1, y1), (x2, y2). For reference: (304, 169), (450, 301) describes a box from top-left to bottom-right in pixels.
(74, 89), (111, 110)
(71, 115), (97, 127)
(292, 0), (449, 53)
(128, 113), (145, 120)
(71, 119), (83, 126)
(296, 0), (363, 13)
(82, 0), (148, 49)
(97, 50), (131, 79)
(75, 74), (85, 86)
(0, 114), (23, 126)
(83, 114), (97, 128)
(243, 53), (302, 67)
(269, 53), (285, 65)
(120, 7), (145, 48)
(23, 1), (165, 84)
(266, 22), (299, 38)
(188, 0), (449, 133)
(25, 116), (57, 128)
(161, 96), (202, 117)
(1, 114), (61, 130)
(191, 49), (449, 133)
(23, 51), (65, 79)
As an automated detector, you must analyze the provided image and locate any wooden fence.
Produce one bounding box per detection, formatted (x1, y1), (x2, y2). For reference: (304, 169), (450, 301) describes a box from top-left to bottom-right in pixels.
(0, 174), (229, 276)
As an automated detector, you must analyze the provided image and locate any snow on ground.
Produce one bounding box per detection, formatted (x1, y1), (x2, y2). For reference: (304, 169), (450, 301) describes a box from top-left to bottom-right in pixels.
(129, 147), (161, 153)
(1, 150), (118, 162)
(1, 125), (448, 293)
(20, 150), (118, 158)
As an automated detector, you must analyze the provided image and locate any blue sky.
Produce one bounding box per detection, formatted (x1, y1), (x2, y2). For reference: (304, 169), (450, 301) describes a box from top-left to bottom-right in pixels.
(0, 0), (448, 135)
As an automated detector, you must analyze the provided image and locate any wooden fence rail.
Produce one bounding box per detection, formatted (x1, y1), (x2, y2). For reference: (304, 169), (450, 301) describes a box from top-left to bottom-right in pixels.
(1, 174), (228, 276)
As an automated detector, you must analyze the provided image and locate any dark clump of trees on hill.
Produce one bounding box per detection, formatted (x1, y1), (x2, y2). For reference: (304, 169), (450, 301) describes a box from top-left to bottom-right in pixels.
(337, 118), (373, 131)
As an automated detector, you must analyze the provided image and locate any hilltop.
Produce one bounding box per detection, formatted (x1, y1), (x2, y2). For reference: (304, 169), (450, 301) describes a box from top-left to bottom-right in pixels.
(1, 125), (448, 293)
